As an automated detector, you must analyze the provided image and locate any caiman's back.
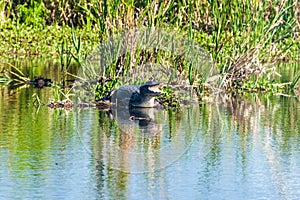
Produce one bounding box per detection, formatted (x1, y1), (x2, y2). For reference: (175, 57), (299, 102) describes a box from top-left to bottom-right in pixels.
(111, 85), (140, 108)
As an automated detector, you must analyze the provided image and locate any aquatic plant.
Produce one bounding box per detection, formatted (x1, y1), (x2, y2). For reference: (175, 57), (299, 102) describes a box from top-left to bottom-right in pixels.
(0, 0), (298, 100)
(0, 62), (30, 84)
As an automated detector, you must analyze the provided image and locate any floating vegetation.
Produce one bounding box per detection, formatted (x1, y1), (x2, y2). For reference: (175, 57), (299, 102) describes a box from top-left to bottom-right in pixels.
(47, 99), (74, 110)
(46, 98), (113, 110)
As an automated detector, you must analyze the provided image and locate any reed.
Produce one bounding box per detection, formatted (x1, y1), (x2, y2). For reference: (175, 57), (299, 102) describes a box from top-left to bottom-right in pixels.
(0, 0), (298, 96)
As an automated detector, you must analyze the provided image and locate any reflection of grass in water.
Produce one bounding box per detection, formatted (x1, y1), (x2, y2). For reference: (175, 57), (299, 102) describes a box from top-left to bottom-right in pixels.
(198, 95), (300, 168)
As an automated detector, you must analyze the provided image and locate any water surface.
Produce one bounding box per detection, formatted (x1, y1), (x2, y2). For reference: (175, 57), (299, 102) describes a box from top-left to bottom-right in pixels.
(1, 61), (300, 199)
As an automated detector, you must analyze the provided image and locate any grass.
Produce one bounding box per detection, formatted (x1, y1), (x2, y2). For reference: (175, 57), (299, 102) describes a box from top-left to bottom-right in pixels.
(0, 0), (299, 103)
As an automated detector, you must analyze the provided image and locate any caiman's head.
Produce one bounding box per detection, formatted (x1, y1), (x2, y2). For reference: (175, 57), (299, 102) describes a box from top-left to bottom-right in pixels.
(130, 82), (163, 108)
(140, 82), (163, 97)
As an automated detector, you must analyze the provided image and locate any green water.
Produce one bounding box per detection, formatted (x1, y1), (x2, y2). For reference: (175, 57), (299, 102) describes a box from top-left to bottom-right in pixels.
(1, 61), (300, 199)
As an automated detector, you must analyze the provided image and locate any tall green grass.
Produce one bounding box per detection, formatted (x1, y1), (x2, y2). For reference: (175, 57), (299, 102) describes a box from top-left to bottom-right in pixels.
(0, 0), (299, 93)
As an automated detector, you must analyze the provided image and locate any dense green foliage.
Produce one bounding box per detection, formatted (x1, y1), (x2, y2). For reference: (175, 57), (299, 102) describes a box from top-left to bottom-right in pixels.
(0, 0), (299, 94)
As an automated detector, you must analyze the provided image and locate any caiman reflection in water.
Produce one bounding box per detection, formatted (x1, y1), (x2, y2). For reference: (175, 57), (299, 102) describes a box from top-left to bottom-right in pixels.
(96, 82), (165, 172)
(106, 81), (163, 142)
